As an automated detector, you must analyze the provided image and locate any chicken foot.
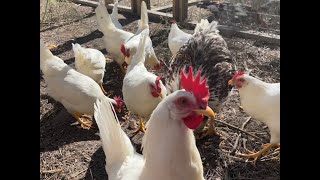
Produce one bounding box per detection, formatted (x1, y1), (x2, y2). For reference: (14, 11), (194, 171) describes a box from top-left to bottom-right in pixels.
(99, 83), (108, 95)
(199, 115), (219, 139)
(133, 116), (146, 135)
(72, 112), (93, 129)
(48, 44), (57, 50)
(238, 143), (280, 165)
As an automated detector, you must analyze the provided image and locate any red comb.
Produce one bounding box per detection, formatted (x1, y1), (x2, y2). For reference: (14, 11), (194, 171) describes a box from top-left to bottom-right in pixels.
(233, 71), (246, 80)
(113, 96), (123, 112)
(114, 96), (123, 105)
(181, 66), (210, 106)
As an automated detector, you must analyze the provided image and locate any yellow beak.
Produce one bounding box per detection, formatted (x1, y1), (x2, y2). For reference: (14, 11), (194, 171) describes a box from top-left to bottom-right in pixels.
(228, 79), (234, 86)
(158, 92), (163, 99)
(193, 106), (215, 119)
(124, 56), (130, 65)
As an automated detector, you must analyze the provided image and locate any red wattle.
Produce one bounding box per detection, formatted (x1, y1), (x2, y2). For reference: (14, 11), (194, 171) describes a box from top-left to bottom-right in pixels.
(182, 115), (203, 129)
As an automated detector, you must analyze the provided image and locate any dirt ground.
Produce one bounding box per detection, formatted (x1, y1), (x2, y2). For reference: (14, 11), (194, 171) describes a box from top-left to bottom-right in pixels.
(40, 1), (280, 180)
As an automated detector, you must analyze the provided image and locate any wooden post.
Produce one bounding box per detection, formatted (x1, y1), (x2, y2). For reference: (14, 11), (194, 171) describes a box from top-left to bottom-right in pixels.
(131, 0), (138, 14)
(104, 0), (113, 5)
(173, 0), (188, 22)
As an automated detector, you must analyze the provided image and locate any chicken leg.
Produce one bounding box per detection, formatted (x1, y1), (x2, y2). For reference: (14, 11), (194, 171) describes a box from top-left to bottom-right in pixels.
(133, 116), (146, 135)
(202, 119), (219, 137)
(199, 115), (219, 139)
(72, 112), (93, 129)
(99, 83), (108, 95)
(238, 143), (280, 165)
(121, 62), (128, 75)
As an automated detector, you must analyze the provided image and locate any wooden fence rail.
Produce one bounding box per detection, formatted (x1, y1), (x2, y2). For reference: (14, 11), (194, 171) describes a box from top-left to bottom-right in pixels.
(70, 0), (280, 45)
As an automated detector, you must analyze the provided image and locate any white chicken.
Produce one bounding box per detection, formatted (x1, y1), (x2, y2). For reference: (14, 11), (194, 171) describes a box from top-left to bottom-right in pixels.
(228, 71), (280, 164)
(94, 66), (215, 180)
(120, 1), (162, 71)
(95, 1), (160, 73)
(122, 30), (166, 134)
(110, 0), (123, 30)
(168, 19), (209, 57)
(72, 43), (107, 95)
(40, 40), (123, 128)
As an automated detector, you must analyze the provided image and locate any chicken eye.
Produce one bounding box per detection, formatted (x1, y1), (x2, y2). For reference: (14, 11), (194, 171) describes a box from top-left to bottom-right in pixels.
(178, 97), (188, 106)
(238, 78), (245, 82)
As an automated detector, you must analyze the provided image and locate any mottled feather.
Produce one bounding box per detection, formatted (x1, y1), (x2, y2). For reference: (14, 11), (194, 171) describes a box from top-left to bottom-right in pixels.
(164, 21), (236, 132)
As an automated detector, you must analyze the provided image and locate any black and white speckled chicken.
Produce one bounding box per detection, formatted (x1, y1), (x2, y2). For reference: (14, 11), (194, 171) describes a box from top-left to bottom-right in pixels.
(163, 20), (236, 138)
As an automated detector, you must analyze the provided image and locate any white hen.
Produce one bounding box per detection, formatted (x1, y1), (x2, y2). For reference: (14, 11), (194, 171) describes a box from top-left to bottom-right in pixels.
(72, 43), (107, 95)
(95, 2), (132, 73)
(40, 40), (123, 128)
(110, 0), (123, 29)
(94, 66), (216, 179)
(168, 19), (209, 57)
(95, 1), (160, 73)
(228, 71), (280, 164)
(120, 1), (162, 71)
(122, 30), (166, 134)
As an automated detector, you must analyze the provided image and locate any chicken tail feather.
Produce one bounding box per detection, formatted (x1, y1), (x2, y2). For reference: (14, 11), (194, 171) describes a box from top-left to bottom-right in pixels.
(94, 97), (134, 170)
(95, 2), (116, 33)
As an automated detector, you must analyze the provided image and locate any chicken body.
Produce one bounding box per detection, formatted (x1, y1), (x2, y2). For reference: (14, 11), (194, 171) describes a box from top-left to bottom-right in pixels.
(140, 89), (207, 180)
(40, 40), (120, 128)
(95, 1), (159, 73)
(72, 43), (107, 94)
(94, 67), (215, 179)
(164, 20), (236, 137)
(168, 19), (210, 57)
(123, 66), (166, 118)
(121, 1), (161, 70)
(229, 72), (280, 164)
(239, 82), (280, 144)
(122, 29), (160, 70)
(95, 3), (132, 73)
(168, 22), (192, 57)
(122, 30), (166, 133)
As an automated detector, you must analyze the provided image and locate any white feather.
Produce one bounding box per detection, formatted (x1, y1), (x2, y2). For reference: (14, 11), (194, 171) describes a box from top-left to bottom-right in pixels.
(111, 0), (123, 29)
(94, 89), (205, 180)
(168, 19), (210, 57)
(168, 23), (192, 57)
(40, 39), (115, 116)
(237, 74), (280, 144)
(72, 43), (106, 84)
(94, 98), (143, 180)
(95, 2), (133, 68)
(122, 30), (166, 119)
(122, 1), (161, 68)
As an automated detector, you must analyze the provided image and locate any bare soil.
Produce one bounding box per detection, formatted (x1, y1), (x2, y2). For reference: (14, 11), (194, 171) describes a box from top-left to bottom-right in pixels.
(40, 1), (280, 179)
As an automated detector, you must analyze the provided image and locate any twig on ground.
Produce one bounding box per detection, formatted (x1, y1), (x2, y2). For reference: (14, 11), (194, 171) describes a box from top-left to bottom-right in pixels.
(89, 167), (94, 179)
(216, 119), (263, 141)
(40, 169), (63, 174)
(242, 138), (254, 154)
(230, 117), (251, 155)
(71, 165), (93, 178)
(228, 155), (247, 162)
(41, 0), (50, 23)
